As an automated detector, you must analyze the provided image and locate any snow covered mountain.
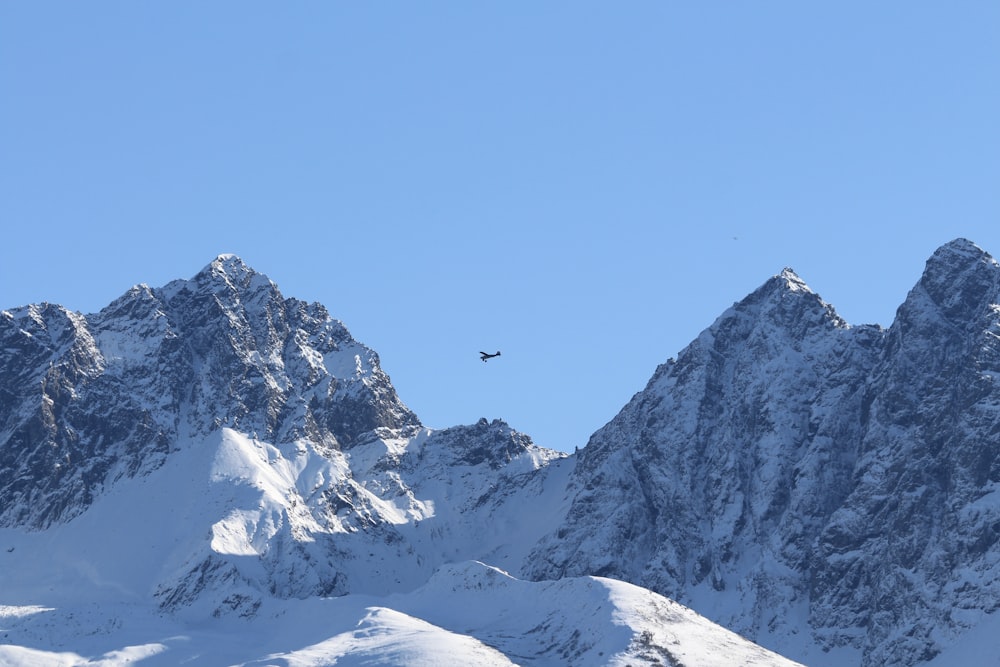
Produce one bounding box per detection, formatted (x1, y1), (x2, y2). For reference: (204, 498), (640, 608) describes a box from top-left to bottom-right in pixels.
(0, 254), (796, 666)
(3, 241), (999, 666)
(0, 255), (419, 530)
(526, 238), (1000, 666)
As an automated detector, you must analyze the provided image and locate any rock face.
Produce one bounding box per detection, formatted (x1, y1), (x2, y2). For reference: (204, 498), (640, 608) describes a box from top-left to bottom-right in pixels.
(526, 266), (881, 649)
(3, 240), (1000, 667)
(0, 255), (419, 529)
(526, 238), (1000, 666)
(813, 240), (1000, 665)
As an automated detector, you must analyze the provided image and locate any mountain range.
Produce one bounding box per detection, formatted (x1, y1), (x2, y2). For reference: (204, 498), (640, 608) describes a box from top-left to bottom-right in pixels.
(3, 240), (999, 666)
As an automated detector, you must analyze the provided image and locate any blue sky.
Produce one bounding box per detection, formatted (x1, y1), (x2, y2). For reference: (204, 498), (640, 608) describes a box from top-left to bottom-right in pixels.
(2, 2), (999, 452)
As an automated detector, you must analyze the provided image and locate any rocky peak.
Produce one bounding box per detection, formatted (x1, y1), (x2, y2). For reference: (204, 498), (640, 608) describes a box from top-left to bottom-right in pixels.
(161, 254), (277, 316)
(208, 252), (249, 273)
(426, 418), (538, 469)
(804, 241), (1000, 665)
(923, 237), (995, 278)
(157, 258), (419, 444)
(728, 267), (847, 336)
(0, 257), (420, 528)
(880, 239), (1000, 389)
(199, 253), (258, 288)
(904, 238), (1000, 325)
(777, 266), (809, 290)
(536, 263), (876, 601)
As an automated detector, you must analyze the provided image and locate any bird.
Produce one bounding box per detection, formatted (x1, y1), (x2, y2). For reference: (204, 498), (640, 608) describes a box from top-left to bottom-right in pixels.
(480, 351), (501, 362)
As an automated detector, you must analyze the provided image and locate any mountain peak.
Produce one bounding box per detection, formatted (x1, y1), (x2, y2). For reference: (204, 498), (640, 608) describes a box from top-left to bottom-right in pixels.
(929, 237), (990, 263)
(776, 267), (811, 292)
(921, 238), (997, 283)
(182, 254), (278, 301)
(914, 238), (999, 322)
(204, 253), (254, 280)
(729, 266), (840, 330)
(745, 268), (815, 304)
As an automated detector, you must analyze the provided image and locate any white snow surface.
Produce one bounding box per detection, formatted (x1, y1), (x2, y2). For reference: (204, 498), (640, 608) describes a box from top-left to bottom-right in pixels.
(0, 568), (803, 667)
(0, 428), (799, 667)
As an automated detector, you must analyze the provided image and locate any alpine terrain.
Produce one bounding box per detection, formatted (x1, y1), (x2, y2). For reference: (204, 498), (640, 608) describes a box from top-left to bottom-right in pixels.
(0, 254), (797, 666)
(527, 238), (1000, 666)
(2, 239), (1000, 666)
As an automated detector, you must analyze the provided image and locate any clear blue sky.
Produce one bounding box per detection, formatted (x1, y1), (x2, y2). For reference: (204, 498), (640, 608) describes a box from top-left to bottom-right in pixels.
(2, 2), (999, 452)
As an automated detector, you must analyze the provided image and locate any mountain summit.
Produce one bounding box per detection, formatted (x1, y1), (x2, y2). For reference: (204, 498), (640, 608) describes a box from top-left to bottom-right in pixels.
(4, 242), (1000, 666)
(0, 256), (419, 529)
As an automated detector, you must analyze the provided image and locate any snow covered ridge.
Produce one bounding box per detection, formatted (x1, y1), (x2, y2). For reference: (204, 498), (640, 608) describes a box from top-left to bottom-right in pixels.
(0, 558), (803, 667)
(2, 240), (1000, 666)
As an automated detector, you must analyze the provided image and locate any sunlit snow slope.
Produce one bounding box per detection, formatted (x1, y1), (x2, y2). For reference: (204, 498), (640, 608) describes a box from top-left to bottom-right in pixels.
(0, 428), (797, 667)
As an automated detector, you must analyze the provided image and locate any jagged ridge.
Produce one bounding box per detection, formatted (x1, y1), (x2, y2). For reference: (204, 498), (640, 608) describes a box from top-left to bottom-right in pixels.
(4, 240), (1000, 667)
(0, 255), (419, 528)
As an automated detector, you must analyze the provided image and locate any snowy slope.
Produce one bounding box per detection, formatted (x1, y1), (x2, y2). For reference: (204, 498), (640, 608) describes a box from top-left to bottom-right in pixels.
(0, 426), (793, 667)
(0, 422), (568, 613)
(0, 559), (803, 667)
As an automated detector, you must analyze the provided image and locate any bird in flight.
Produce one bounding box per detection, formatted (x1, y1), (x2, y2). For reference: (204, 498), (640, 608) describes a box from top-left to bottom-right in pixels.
(480, 351), (501, 362)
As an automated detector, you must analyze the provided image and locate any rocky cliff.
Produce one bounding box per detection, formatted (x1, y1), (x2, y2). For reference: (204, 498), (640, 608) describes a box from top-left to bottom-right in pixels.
(526, 238), (1000, 666)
